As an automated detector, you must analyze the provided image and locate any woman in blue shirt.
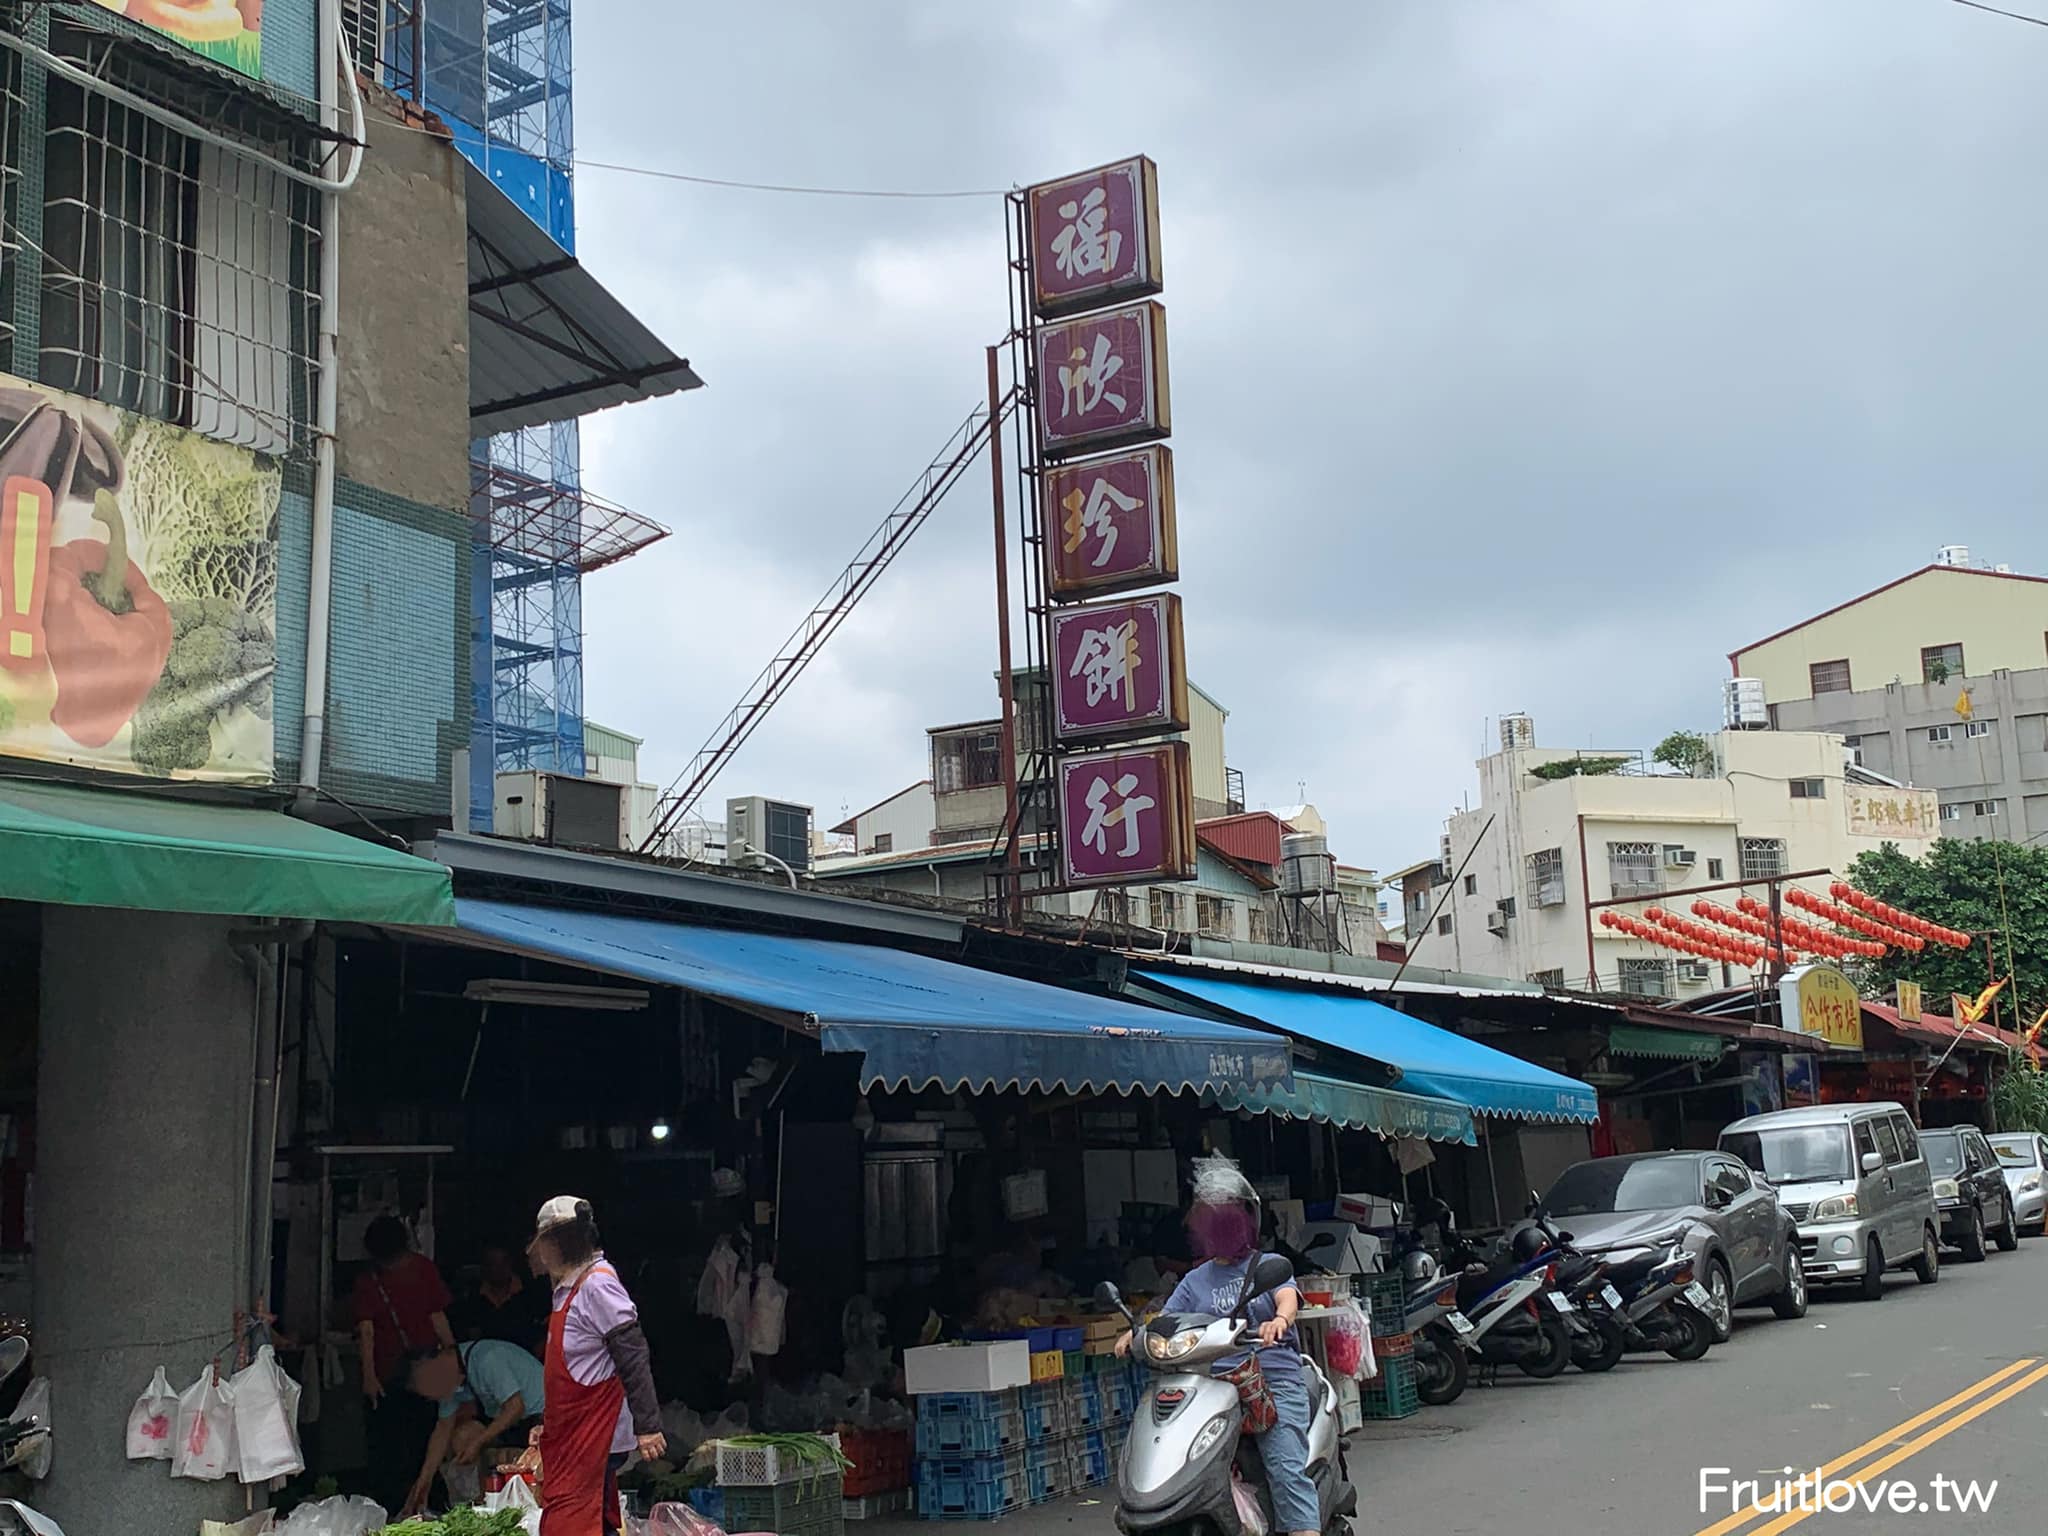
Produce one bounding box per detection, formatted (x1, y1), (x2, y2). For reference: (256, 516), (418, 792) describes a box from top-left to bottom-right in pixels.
(1116, 1157), (1318, 1536)
(401, 1339), (546, 1516)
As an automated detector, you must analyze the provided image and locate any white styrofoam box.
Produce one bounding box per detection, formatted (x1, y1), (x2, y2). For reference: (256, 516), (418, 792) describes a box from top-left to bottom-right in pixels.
(1334, 1191), (1401, 1229)
(905, 1341), (1032, 1396)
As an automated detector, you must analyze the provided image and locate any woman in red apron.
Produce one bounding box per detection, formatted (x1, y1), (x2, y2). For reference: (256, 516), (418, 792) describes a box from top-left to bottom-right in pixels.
(528, 1197), (666, 1536)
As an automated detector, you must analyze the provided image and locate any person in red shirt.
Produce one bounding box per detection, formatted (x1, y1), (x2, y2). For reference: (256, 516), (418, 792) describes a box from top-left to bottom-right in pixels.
(352, 1215), (455, 1510)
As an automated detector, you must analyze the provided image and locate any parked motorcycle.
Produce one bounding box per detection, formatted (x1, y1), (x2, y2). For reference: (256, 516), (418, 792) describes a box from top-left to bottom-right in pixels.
(1596, 1241), (1717, 1361)
(1442, 1229), (1574, 1380)
(1097, 1260), (1357, 1536)
(1396, 1252), (1474, 1406)
(1516, 1204), (1627, 1374)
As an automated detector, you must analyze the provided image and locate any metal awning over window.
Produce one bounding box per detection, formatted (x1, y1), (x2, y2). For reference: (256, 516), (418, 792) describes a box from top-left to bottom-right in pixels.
(467, 166), (704, 434)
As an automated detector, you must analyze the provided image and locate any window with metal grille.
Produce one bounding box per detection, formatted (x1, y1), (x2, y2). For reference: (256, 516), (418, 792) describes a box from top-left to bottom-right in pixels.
(1249, 905), (1274, 946)
(1809, 659), (1852, 694)
(1148, 888), (1180, 932)
(1940, 803), (1962, 823)
(1921, 643), (1965, 683)
(1525, 847), (1566, 907)
(1789, 778), (1825, 800)
(1617, 958), (1674, 999)
(1196, 894), (1235, 938)
(1739, 838), (1787, 880)
(341, 0), (383, 76)
(1974, 799), (2004, 818)
(37, 31), (318, 455)
(933, 731), (1004, 792)
(1928, 725), (1953, 745)
(1607, 841), (1661, 896)
(1531, 968), (1566, 989)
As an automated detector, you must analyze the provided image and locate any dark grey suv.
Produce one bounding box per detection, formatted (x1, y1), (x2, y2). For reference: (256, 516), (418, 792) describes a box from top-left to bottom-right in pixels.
(1539, 1150), (1806, 1341)
(1921, 1126), (2020, 1260)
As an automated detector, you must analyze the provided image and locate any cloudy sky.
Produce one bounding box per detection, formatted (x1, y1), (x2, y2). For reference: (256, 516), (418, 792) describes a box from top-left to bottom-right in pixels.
(566, 0), (2048, 872)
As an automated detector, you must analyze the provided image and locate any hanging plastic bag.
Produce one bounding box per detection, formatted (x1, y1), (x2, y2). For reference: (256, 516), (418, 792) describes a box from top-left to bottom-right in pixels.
(170, 1368), (237, 1481)
(7, 1378), (50, 1480)
(1324, 1300), (1375, 1381)
(696, 1236), (738, 1317)
(125, 1367), (179, 1460)
(1230, 1473), (1270, 1536)
(721, 1268), (753, 1378)
(746, 1264), (787, 1357)
(231, 1346), (304, 1483)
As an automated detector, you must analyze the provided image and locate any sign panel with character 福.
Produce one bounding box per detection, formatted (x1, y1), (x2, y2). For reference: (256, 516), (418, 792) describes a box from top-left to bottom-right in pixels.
(1026, 156), (1163, 319)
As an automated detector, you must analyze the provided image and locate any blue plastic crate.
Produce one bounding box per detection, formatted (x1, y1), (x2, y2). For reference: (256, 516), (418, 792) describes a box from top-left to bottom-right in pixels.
(1017, 1381), (1066, 1438)
(915, 1404), (1024, 1457)
(1067, 1433), (1112, 1490)
(1025, 1459), (1067, 1504)
(916, 1388), (1018, 1423)
(686, 1487), (725, 1524)
(917, 1451), (1026, 1520)
(1068, 1380), (1107, 1429)
(1052, 1326), (1084, 1352)
(966, 1325), (1061, 1353)
(1101, 1375), (1135, 1422)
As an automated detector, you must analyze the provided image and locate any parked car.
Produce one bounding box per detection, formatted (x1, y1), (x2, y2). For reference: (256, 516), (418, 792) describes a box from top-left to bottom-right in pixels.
(1719, 1102), (1940, 1301)
(1988, 1132), (2048, 1237)
(1537, 1150), (1805, 1340)
(1919, 1126), (2019, 1259)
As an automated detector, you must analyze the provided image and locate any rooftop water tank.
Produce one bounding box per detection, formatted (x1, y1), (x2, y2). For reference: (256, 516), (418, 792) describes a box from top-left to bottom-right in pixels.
(1281, 832), (1336, 895)
(1500, 713), (1535, 751)
(1724, 677), (1768, 730)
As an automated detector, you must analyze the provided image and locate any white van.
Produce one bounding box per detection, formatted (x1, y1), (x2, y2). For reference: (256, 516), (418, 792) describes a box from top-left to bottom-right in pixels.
(1718, 1102), (1941, 1299)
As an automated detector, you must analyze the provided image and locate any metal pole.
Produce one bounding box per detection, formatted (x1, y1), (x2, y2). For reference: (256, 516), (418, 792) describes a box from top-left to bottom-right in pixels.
(411, 1), (427, 104)
(988, 344), (1023, 928)
(1578, 815), (1596, 988)
(1481, 1118), (1502, 1227)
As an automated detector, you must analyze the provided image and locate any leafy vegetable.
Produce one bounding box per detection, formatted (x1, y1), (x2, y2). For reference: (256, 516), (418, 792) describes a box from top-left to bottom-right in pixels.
(375, 1507), (527, 1536)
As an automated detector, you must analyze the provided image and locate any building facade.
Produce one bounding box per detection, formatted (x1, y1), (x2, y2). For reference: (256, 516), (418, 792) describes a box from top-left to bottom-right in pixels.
(1403, 723), (1936, 998)
(1732, 560), (2048, 842)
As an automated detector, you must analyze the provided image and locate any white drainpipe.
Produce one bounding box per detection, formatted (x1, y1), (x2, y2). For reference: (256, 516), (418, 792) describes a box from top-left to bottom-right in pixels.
(297, 0), (344, 798)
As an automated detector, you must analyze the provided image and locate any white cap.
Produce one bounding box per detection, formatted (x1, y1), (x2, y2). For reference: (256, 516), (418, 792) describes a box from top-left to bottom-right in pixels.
(532, 1195), (589, 1240)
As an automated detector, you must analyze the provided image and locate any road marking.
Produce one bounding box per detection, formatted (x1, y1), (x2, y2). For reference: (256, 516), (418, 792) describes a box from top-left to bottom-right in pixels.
(1743, 1360), (2048, 1536)
(1689, 1358), (2037, 1536)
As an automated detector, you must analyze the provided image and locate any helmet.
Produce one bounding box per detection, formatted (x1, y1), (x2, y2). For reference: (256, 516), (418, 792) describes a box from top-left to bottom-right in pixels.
(1188, 1155), (1262, 1260)
(1400, 1249), (1440, 1286)
(1510, 1224), (1552, 1262)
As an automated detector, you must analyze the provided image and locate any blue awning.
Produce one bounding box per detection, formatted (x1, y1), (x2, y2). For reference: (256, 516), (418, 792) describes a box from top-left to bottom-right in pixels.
(455, 901), (1292, 1097)
(1138, 970), (1599, 1124)
(1211, 1071), (1478, 1145)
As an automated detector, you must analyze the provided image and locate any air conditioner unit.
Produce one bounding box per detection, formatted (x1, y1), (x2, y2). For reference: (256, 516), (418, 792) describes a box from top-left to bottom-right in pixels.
(727, 796), (815, 875)
(495, 771), (631, 850)
(1676, 960), (1712, 985)
(1665, 846), (1697, 869)
(1485, 908), (1509, 936)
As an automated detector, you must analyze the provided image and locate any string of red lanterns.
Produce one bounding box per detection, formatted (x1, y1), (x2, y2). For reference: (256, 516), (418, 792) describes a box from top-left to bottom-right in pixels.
(1828, 882), (1971, 949)
(1785, 887), (1924, 952)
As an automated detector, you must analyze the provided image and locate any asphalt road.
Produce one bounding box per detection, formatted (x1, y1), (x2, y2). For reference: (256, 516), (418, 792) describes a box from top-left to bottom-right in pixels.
(922, 1235), (2048, 1535)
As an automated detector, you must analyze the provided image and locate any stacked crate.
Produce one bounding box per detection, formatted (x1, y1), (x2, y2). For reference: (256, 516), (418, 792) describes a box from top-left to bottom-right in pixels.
(840, 1427), (914, 1520)
(716, 1437), (847, 1536)
(1356, 1275), (1421, 1421)
(913, 1354), (1147, 1517)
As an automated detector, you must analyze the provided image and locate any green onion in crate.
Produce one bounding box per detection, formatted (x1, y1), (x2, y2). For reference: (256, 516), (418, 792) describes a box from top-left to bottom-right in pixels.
(720, 1431), (852, 1498)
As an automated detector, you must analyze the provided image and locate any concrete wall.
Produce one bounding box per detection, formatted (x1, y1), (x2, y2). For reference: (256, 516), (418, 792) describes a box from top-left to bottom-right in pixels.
(1774, 666), (2048, 842)
(36, 909), (259, 1535)
(848, 783), (937, 854)
(336, 90), (472, 516)
(1733, 567), (2048, 708)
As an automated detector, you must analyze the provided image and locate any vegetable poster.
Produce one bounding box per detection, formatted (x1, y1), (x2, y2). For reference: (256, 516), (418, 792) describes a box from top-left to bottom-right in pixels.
(89, 1), (265, 82)
(0, 375), (281, 783)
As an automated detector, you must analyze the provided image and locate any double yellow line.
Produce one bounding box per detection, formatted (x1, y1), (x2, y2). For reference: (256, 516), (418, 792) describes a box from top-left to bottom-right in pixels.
(1692, 1357), (2048, 1536)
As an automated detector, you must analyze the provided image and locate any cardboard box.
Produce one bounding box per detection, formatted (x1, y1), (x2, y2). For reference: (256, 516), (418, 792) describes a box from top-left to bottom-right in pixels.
(1081, 1317), (1123, 1343)
(905, 1341), (1032, 1396)
(1334, 1192), (1400, 1229)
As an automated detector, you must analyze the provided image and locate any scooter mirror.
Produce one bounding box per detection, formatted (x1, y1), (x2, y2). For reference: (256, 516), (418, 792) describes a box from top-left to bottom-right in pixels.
(1093, 1280), (1123, 1311)
(1244, 1253), (1295, 1306)
(1305, 1233), (1337, 1253)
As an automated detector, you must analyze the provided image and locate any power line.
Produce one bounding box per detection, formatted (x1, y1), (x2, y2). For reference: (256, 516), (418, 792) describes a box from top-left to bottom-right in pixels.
(1951, 0), (2048, 27)
(574, 159), (1007, 200)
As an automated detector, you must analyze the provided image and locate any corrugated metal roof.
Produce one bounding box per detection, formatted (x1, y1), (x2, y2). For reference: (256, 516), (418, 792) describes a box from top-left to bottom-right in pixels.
(1196, 812), (1285, 869)
(466, 165), (704, 434)
(1136, 949), (1570, 1005)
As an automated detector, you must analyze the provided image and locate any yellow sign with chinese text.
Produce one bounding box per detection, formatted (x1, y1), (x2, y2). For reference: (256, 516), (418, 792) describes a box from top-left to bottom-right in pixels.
(1895, 979), (1923, 1023)
(1845, 784), (1940, 841)
(1782, 965), (1863, 1050)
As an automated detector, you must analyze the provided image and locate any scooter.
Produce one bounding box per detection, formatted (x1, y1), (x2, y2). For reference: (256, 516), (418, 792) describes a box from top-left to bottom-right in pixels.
(0, 1336), (60, 1535)
(1517, 1206), (1627, 1375)
(1445, 1234), (1573, 1380)
(1599, 1242), (1716, 1361)
(1394, 1255), (1474, 1406)
(1098, 1259), (1357, 1536)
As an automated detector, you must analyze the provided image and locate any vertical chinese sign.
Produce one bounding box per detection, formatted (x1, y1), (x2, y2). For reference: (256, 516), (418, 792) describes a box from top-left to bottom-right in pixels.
(1019, 155), (1195, 892)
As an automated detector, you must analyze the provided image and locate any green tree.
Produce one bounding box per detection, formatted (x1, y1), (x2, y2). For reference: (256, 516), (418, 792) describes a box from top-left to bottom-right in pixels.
(1529, 756), (1629, 782)
(1845, 839), (2048, 1022)
(1654, 731), (1712, 775)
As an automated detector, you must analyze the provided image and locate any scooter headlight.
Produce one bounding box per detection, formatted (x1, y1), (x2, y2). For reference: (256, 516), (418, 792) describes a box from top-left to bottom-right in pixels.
(1147, 1328), (1205, 1362)
(1186, 1412), (1233, 1464)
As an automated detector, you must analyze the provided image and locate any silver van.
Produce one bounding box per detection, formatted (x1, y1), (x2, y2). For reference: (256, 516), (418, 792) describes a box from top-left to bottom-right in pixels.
(1718, 1102), (1941, 1299)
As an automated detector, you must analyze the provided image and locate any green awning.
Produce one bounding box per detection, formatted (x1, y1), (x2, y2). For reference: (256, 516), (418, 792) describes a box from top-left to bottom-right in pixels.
(0, 779), (456, 926)
(1213, 1069), (1478, 1146)
(1607, 1023), (1725, 1063)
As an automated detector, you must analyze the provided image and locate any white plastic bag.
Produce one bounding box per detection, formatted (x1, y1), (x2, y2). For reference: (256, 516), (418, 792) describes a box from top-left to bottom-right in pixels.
(483, 1476), (542, 1536)
(231, 1346), (304, 1483)
(746, 1263), (786, 1357)
(8, 1379), (50, 1480)
(274, 1495), (386, 1536)
(170, 1368), (237, 1481)
(125, 1367), (178, 1460)
(200, 1514), (275, 1536)
(1230, 1473), (1269, 1536)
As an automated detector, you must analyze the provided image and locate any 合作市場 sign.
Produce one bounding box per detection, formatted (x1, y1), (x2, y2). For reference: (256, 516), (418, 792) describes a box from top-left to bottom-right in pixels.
(1050, 593), (1187, 745)
(1042, 446), (1177, 599)
(1057, 742), (1197, 888)
(1780, 964), (1864, 1051)
(1026, 157), (1163, 319)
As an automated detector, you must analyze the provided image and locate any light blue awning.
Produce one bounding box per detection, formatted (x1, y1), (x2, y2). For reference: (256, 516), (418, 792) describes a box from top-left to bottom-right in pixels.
(1139, 970), (1600, 1124)
(1212, 1071), (1478, 1145)
(455, 901), (1292, 1098)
